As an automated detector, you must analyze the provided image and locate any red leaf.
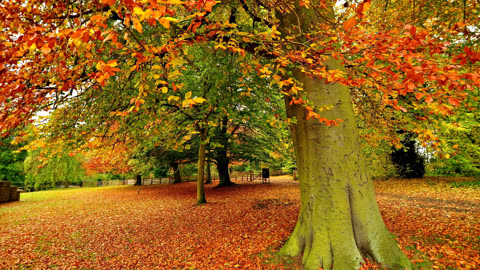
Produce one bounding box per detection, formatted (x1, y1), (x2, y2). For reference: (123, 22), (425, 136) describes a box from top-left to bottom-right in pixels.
(415, 93), (425, 100)
(448, 98), (460, 106)
(102, 0), (116, 6)
(343, 17), (357, 30)
(410, 25), (417, 37)
(407, 82), (415, 91)
(425, 96), (433, 104)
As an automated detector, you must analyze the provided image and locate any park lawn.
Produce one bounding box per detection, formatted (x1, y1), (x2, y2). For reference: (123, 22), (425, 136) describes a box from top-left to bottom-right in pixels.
(0, 176), (479, 269)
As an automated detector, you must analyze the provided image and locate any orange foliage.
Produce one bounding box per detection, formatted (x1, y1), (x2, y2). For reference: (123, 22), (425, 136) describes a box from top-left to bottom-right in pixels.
(0, 176), (479, 269)
(82, 141), (132, 175)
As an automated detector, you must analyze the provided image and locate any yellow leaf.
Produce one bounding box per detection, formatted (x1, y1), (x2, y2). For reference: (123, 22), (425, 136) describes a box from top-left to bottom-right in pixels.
(259, 65), (272, 75)
(107, 60), (118, 67)
(185, 91), (192, 99)
(214, 44), (226, 50)
(161, 87), (168, 93)
(193, 97), (206, 103)
(133, 18), (143, 33)
(362, 2), (371, 13)
(162, 17), (179, 22)
(159, 18), (171, 29)
(29, 42), (37, 51)
(134, 7), (144, 16)
(96, 61), (104, 70)
(168, 96), (180, 102)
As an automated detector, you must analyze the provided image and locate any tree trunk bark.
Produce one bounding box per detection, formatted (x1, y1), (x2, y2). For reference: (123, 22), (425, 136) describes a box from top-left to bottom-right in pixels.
(196, 129), (207, 204)
(134, 174), (142, 186)
(277, 3), (413, 269)
(205, 160), (212, 184)
(215, 153), (233, 187)
(171, 162), (181, 184)
(278, 64), (413, 270)
(215, 117), (234, 187)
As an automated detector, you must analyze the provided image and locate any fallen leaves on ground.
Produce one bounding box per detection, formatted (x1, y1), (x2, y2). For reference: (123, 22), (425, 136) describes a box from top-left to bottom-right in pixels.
(0, 179), (299, 270)
(375, 176), (480, 270)
(0, 176), (479, 269)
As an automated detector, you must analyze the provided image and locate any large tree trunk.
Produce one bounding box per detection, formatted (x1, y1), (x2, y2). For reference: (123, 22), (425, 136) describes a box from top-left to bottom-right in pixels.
(279, 64), (413, 270)
(196, 129), (207, 204)
(277, 3), (413, 270)
(171, 162), (182, 184)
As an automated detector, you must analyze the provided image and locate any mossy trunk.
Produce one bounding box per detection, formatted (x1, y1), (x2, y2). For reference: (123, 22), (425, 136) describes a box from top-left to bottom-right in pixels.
(279, 64), (413, 270)
(171, 162), (181, 184)
(277, 3), (413, 269)
(196, 129), (207, 204)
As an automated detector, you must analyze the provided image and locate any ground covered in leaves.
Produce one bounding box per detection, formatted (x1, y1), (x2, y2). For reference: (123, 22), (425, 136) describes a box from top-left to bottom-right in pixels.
(0, 176), (479, 269)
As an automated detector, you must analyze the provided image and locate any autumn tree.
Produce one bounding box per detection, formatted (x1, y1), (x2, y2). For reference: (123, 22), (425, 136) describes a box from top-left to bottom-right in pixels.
(82, 139), (133, 177)
(2, 0), (480, 269)
(350, 0), (480, 176)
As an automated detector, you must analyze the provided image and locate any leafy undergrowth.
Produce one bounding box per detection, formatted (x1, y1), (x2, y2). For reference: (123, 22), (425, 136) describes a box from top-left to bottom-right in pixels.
(0, 176), (479, 269)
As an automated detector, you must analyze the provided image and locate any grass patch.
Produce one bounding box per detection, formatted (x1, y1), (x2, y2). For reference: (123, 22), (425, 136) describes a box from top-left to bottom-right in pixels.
(449, 180), (480, 189)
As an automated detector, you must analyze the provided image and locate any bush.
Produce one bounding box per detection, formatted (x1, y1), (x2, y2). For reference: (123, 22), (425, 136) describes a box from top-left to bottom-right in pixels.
(427, 155), (480, 177)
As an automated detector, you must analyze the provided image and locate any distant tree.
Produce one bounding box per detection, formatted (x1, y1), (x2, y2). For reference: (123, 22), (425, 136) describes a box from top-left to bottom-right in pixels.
(0, 136), (27, 187)
(24, 149), (85, 191)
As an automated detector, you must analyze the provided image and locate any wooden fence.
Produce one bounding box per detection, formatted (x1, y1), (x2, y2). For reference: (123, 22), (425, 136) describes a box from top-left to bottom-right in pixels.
(81, 170), (287, 187)
(82, 177), (173, 187)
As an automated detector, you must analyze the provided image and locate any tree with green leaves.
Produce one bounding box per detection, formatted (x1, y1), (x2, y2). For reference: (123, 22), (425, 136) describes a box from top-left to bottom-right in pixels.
(0, 136), (27, 187)
(24, 149), (85, 191)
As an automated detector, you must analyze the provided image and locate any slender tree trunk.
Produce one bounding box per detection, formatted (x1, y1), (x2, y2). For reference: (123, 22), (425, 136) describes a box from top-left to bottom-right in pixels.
(205, 160), (212, 184)
(196, 129), (207, 204)
(277, 3), (413, 270)
(171, 162), (182, 183)
(134, 174), (142, 186)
